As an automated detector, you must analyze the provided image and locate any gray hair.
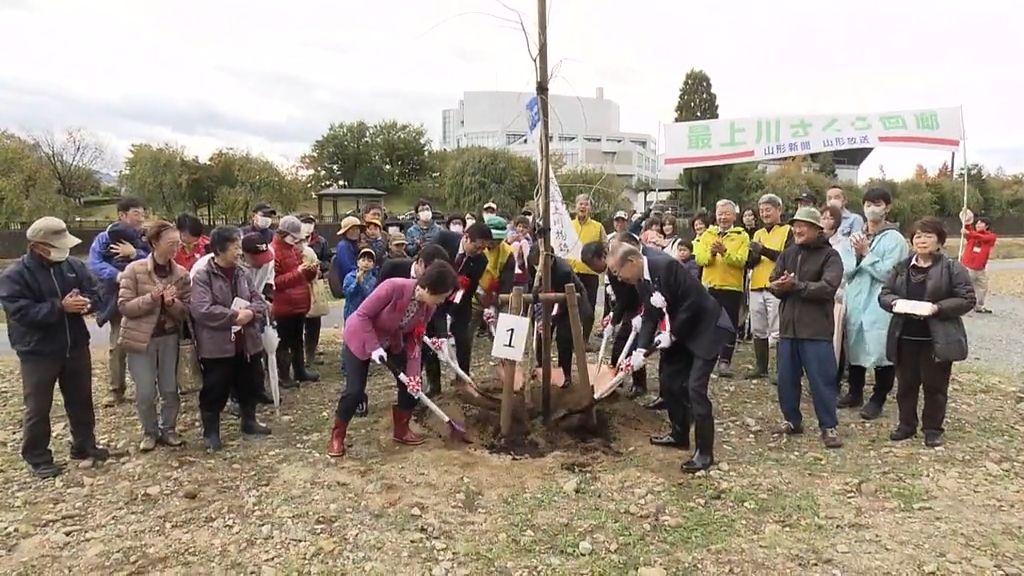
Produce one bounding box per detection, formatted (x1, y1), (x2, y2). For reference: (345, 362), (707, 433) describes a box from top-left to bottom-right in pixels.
(715, 199), (738, 213)
(575, 193), (591, 204)
(614, 244), (642, 267)
(758, 193), (783, 208)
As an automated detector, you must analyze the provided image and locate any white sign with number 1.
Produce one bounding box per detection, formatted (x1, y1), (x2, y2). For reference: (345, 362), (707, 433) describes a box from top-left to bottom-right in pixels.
(490, 313), (530, 362)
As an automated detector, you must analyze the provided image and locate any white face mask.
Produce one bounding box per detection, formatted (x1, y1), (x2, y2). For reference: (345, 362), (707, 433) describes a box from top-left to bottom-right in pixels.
(47, 246), (70, 262)
(449, 224), (464, 234)
(418, 209), (433, 223)
(864, 205), (887, 222)
(255, 215), (272, 230)
(827, 199), (843, 209)
(300, 223), (314, 237)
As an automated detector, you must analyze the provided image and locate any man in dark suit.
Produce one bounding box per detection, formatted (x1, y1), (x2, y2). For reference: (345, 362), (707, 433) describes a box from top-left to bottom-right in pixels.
(422, 223), (491, 396)
(527, 246), (594, 386)
(378, 243), (450, 283)
(612, 244), (734, 474)
(581, 237), (673, 403)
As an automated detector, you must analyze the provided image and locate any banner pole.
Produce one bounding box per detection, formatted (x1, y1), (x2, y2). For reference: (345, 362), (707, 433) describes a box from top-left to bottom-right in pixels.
(958, 105), (968, 262)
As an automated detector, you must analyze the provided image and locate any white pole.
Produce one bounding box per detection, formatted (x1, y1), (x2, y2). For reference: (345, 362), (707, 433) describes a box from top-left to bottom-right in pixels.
(957, 105), (968, 261)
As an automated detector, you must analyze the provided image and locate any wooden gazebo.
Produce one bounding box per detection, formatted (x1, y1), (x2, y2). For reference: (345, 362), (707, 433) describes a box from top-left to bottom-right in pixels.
(314, 188), (387, 221)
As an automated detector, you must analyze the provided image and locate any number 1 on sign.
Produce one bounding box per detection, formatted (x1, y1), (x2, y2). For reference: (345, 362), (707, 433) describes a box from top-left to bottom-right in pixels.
(491, 313), (530, 362)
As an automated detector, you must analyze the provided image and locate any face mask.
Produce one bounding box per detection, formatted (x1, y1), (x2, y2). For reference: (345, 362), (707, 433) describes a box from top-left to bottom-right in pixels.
(864, 205), (886, 222)
(419, 209), (433, 222)
(449, 224), (464, 234)
(47, 246), (70, 262)
(300, 223), (314, 237)
(828, 199), (843, 209)
(255, 215), (272, 230)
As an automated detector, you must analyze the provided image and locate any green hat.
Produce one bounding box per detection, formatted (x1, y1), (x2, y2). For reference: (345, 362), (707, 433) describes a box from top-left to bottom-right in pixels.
(790, 206), (823, 229)
(484, 215), (508, 241)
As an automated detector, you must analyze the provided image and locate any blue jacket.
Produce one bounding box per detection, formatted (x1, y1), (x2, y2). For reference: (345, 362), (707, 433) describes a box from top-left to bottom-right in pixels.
(333, 238), (359, 289)
(88, 229), (149, 326)
(342, 269), (377, 318)
(840, 224), (908, 368)
(404, 221), (441, 257)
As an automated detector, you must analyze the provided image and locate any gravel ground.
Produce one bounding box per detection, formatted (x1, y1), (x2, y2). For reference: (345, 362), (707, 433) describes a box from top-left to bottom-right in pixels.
(962, 294), (1024, 376)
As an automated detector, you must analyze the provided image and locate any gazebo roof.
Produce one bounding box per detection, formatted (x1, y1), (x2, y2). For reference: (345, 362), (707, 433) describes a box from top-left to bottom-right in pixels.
(315, 187), (387, 198)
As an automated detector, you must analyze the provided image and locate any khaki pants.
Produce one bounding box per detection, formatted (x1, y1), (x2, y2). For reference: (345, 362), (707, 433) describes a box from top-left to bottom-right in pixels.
(968, 268), (988, 308)
(108, 317), (127, 396)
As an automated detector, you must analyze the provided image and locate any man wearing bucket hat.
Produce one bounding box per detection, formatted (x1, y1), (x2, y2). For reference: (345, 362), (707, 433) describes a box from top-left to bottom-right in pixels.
(0, 217), (109, 478)
(769, 206), (844, 449)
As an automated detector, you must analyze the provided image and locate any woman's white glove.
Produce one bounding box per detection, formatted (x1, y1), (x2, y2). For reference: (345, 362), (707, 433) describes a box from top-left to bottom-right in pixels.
(370, 348), (388, 364)
(630, 314), (643, 332)
(630, 348), (647, 372)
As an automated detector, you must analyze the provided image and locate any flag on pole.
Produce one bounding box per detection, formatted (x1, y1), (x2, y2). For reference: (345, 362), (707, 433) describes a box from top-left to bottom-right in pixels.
(527, 96), (581, 259)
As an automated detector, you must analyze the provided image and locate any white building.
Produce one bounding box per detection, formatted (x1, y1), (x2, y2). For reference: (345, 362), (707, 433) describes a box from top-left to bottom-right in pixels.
(441, 89), (658, 185)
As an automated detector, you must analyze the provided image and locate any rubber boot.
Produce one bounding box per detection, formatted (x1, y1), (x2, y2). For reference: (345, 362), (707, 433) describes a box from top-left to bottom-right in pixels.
(327, 418), (348, 457)
(424, 358), (442, 398)
(201, 411), (222, 452)
(240, 404), (271, 436)
(681, 417), (715, 473)
(745, 338), (770, 380)
(293, 345), (320, 383)
(277, 347), (298, 389)
(392, 406), (425, 446)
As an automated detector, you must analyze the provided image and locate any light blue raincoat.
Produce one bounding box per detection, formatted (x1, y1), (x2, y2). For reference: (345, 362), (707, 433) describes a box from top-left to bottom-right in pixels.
(840, 224), (909, 369)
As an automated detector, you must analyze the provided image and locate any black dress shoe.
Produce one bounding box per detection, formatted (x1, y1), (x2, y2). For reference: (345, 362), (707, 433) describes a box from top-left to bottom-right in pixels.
(643, 397), (667, 411)
(837, 393), (863, 409)
(681, 450), (714, 473)
(28, 461), (62, 479)
(923, 430), (945, 447)
(889, 425), (916, 441)
(860, 400), (884, 421)
(650, 433), (689, 449)
(70, 445), (109, 462)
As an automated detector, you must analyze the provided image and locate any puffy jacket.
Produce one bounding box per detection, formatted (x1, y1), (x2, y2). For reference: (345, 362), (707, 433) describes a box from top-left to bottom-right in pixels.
(769, 236), (843, 341)
(88, 228), (150, 326)
(405, 221), (441, 257)
(272, 235), (316, 317)
(693, 226), (750, 291)
(332, 238), (359, 287)
(879, 253), (976, 363)
(117, 256), (192, 353)
(189, 258), (268, 359)
(0, 254), (101, 358)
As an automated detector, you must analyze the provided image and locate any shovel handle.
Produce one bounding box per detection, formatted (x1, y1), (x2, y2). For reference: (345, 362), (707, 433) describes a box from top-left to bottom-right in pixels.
(415, 392), (452, 424)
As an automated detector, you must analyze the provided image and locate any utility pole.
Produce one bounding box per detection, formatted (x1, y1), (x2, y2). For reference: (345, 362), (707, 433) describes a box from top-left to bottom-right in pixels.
(536, 0), (553, 423)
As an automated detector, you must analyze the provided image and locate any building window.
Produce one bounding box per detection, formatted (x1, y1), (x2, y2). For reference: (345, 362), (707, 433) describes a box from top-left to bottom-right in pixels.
(583, 136), (602, 143)
(506, 132), (526, 145)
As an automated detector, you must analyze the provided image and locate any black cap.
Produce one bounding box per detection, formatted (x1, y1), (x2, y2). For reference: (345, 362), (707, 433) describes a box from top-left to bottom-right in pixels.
(797, 191), (817, 204)
(241, 233), (270, 255)
(252, 202), (276, 216)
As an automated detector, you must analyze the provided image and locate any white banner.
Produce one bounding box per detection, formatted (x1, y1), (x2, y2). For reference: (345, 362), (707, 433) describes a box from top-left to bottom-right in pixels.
(662, 106), (963, 169)
(527, 96), (581, 260)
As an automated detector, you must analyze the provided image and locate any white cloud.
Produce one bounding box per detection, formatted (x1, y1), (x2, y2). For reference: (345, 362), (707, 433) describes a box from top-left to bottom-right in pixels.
(1, 0), (1021, 179)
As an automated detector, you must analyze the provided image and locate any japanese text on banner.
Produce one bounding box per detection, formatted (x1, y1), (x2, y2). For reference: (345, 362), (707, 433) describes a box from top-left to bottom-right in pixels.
(661, 107), (963, 170)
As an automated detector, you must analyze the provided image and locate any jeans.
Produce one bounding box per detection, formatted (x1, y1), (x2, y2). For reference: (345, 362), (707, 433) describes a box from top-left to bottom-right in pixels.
(709, 288), (742, 363)
(19, 348), (96, 466)
(777, 339), (839, 430)
(336, 345), (415, 422)
(127, 334), (181, 437)
(896, 339), (953, 432)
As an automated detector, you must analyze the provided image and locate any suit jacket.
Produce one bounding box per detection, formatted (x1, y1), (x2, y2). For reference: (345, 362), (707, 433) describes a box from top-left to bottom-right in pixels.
(379, 258), (414, 283)
(435, 230), (487, 317)
(610, 245), (665, 324)
(342, 278), (435, 376)
(637, 253), (733, 360)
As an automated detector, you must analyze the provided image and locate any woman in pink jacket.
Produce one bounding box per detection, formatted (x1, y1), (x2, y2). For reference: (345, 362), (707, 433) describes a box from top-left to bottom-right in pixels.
(328, 261), (459, 457)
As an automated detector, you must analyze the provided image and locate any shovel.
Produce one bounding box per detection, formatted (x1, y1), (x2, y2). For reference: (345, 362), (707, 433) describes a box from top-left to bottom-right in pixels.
(422, 336), (500, 407)
(593, 325), (638, 401)
(381, 358), (470, 443)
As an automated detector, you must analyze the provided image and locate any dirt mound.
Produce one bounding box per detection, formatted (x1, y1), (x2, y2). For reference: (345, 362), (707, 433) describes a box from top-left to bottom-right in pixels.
(413, 374), (662, 458)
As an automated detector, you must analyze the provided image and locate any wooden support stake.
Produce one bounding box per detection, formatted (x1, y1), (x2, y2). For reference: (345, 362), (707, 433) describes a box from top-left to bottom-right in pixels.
(498, 293), (567, 305)
(500, 287), (525, 437)
(564, 284), (591, 392)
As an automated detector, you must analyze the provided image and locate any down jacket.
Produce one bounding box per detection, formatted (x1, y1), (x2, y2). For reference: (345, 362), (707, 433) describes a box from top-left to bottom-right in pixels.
(117, 255), (191, 353)
(271, 235), (317, 318)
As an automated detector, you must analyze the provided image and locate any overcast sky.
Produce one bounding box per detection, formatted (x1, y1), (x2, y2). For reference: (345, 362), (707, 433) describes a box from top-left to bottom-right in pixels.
(1, 0), (1020, 181)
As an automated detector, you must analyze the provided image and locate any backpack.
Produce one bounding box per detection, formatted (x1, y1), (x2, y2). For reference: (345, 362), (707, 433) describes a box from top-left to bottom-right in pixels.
(327, 258), (344, 299)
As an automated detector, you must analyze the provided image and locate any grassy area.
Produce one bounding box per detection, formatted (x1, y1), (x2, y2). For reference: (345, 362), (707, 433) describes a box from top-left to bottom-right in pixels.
(0, 336), (1022, 574)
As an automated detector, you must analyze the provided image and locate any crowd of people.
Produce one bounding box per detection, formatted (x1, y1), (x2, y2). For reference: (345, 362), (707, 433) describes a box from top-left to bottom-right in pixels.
(0, 186), (998, 478)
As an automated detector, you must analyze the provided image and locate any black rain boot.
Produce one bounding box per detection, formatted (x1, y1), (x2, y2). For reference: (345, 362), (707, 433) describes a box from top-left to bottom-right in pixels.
(627, 368), (647, 398)
(277, 347), (298, 389)
(293, 345), (320, 383)
(745, 339), (770, 380)
(681, 417), (715, 473)
(201, 411), (222, 452)
(424, 359), (442, 398)
(240, 404), (271, 436)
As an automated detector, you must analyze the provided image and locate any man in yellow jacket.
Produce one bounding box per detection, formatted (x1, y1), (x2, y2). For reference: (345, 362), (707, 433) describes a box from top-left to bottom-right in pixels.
(745, 194), (793, 381)
(569, 194), (607, 342)
(694, 199), (750, 377)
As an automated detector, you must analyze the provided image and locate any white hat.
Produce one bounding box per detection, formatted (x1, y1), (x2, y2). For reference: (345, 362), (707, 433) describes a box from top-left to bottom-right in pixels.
(613, 210), (628, 220)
